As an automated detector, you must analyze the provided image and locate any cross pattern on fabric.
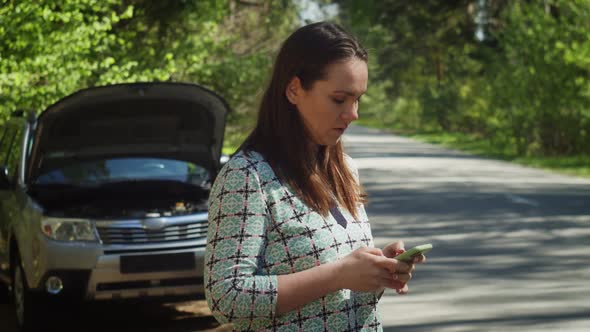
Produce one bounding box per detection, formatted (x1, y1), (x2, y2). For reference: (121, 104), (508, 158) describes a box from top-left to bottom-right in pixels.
(205, 151), (383, 332)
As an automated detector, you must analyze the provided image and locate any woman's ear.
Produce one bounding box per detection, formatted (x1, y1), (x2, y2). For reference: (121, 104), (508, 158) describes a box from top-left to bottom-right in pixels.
(285, 76), (303, 105)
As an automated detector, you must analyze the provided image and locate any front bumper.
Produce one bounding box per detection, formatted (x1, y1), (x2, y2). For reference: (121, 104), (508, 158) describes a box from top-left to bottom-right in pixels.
(33, 239), (207, 301)
(88, 244), (206, 300)
(29, 214), (208, 301)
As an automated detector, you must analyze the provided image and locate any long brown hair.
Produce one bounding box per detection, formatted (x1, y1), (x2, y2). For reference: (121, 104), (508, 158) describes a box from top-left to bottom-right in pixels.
(239, 22), (368, 219)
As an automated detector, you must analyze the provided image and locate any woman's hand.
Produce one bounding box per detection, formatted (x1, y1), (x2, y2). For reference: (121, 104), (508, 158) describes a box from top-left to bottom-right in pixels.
(274, 244), (419, 315)
(381, 241), (427, 294)
(337, 247), (413, 293)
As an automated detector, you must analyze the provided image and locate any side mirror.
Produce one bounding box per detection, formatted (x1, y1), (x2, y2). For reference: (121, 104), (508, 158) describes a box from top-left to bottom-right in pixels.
(0, 166), (11, 190)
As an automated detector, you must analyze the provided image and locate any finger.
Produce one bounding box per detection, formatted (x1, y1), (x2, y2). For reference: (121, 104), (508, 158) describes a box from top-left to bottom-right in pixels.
(380, 278), (405, 290)
(413, 254), (427, 264)
(396, 283), (409, 295)
(383, 241), (405, 258)
(396, 261), (415, 273)
(392, 241), (405, 257)
(391, 280), (406, 290)
(375, 256), (396, 273)
(394, 260), (412, 273)
(387, 273), (412, 284)
(379, 270), (395, 280)
(382, 244), (394, 258)
(382, 243), (398, 258)
(379, 276), (393, 285)
(395, 272), (412, 284)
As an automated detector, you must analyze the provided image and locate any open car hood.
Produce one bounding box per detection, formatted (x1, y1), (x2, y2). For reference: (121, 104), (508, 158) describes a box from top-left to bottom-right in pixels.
(28, 82), (229, 181)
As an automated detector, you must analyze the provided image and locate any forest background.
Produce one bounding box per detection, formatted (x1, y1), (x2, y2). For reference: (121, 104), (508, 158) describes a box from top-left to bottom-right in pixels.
(1, 0), (589, 176)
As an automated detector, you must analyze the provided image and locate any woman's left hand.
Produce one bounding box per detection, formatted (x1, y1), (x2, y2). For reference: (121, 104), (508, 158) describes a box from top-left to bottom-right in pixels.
(381, 241), (427, 295)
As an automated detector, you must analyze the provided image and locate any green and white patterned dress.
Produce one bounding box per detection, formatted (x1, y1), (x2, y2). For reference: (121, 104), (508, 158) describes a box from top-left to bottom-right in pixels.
(205, 150), (383, 332)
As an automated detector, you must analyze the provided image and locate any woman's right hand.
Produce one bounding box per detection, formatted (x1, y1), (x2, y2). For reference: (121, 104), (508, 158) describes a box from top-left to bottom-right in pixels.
(336, 247), (413, 292)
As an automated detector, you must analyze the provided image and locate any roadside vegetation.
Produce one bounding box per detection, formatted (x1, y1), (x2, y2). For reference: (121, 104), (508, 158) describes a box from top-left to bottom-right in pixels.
(357, 116), (590, 178)
(2, 1), (589, 177)
(337, 0), (590, 178)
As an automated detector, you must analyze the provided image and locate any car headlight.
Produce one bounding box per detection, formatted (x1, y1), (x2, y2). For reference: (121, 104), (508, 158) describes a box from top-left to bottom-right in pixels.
(41, 218), (97, 242)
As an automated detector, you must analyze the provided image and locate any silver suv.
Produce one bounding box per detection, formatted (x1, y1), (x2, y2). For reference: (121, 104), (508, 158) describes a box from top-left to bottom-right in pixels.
(0, 82), (228, 331)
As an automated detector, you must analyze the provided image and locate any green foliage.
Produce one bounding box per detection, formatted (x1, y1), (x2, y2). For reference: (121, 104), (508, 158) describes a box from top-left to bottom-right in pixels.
(0, 0), (129, 117)
(338, 0), (590, 158)
(407, 130), (590, 178)
(0, 0), (299, 148)
(488, 0), (590, 155)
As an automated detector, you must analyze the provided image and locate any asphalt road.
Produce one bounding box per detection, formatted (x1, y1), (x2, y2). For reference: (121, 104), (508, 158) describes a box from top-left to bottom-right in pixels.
(342, 125), (590, 332)
(2, 125), (589, 331)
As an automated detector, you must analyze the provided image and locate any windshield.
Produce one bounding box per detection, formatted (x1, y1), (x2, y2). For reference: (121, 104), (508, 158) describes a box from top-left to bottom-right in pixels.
(33, 158), (210, 187)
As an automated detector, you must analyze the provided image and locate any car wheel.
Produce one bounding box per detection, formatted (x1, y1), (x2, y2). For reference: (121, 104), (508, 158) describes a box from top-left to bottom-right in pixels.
(12, 254), (43, 332)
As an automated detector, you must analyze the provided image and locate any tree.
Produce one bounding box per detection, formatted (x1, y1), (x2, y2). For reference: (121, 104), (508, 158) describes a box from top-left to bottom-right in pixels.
(337, 0), (590, 156)
(489, 0), (590, 154)
(0, 0), (299, 138)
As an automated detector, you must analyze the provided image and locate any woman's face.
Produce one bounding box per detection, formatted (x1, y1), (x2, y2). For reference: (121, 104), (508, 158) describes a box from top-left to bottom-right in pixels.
(286, 58), (368, 146)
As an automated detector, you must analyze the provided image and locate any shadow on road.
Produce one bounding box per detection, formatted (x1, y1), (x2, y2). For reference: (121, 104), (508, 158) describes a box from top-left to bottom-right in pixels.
(363, 165), (590, 293)
(78, 300), (227, 332)
(382, 310), (590, 332)
(344, 125), (590, 331)
(0, 300), (231, 332)
(0, 303), (16, 331)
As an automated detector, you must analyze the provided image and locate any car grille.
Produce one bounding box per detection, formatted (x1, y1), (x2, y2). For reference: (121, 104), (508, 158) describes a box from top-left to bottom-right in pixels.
(97, 221), (208, 245)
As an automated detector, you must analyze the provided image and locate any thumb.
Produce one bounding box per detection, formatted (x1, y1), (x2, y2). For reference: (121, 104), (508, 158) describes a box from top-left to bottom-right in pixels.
(393, 241), (406, 256)
(383, 241), (406, 258)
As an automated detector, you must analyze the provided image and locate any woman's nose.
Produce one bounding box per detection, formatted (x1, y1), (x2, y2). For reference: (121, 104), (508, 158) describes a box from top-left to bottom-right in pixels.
(341, 102), (359, 122)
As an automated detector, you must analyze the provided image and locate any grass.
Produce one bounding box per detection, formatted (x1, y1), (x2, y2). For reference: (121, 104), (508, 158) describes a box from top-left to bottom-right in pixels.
(409, 131), (590, 178)
(356, 118), (590, 179)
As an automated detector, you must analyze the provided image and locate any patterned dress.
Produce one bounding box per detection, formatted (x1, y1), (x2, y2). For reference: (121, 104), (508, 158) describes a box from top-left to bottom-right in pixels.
(205, 150), (383, 332)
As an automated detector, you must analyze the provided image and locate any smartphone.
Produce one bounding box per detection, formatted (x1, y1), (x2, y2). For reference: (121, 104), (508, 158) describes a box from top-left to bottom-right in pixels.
(393, 243), (433, 262)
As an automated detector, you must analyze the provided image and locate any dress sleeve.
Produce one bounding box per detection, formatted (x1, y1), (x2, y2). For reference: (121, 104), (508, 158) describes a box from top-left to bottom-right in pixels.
(204, 157), (278, 326)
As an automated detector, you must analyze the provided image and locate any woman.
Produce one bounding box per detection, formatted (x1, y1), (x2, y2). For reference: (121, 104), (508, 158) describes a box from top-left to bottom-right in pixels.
(205, 21), (425, 331)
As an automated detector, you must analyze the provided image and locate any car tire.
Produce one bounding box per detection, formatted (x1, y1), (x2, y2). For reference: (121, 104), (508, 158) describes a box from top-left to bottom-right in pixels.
(12, 254), (44, 332)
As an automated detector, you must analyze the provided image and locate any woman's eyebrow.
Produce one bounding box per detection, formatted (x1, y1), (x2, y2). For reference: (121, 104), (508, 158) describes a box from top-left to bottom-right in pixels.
(333, 90), (365, 96)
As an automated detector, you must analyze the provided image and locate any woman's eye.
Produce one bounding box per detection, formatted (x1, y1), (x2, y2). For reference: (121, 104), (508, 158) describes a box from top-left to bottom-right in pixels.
(332, 98), (345, 104)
